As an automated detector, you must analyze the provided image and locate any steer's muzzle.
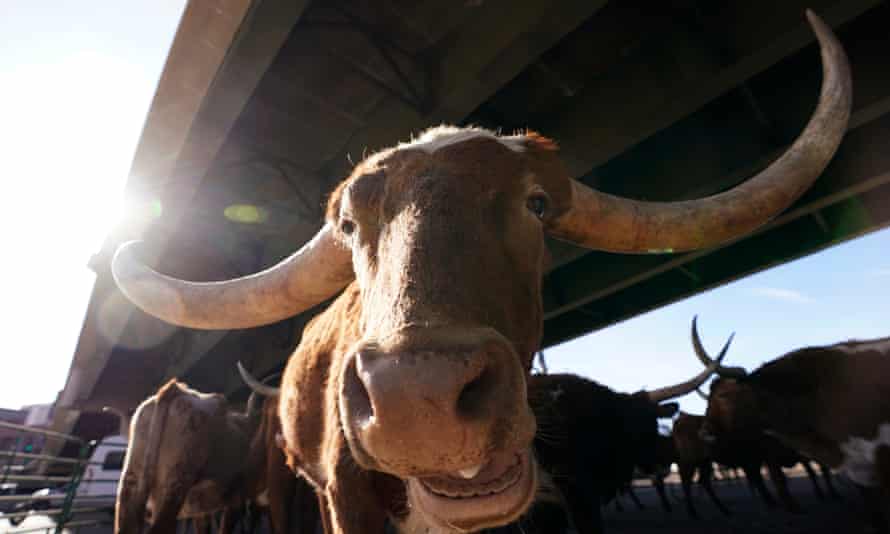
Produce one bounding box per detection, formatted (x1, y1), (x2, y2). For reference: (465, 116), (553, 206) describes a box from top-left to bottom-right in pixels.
(339, 327), (536, 476)
(339, 327), (538, 530)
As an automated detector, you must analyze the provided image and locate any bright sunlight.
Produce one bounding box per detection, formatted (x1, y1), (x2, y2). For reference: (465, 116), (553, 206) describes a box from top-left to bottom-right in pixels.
(0, 1), (186, 408)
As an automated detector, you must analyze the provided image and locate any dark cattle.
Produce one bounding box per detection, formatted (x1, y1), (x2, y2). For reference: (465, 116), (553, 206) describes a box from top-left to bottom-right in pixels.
(651, 433), (676, 512)
(114, 380), (310, 534)
(521, 360), (724, 534)
(693, 320), (890, 531)
(680, 406), (837, 515)
(672, 412), (731, 518)
(694, 388), (841, 508)
(110, 13), (849, 533)
(691, 320), (828, 514)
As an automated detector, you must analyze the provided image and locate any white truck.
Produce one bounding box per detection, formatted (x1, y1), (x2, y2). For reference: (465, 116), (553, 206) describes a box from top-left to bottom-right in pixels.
(7, 435), (127, 526)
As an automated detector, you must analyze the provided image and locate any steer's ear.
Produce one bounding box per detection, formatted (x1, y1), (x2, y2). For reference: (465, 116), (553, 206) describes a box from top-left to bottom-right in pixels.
(326, 177), (351, 225)
(521, 130), (559, 153)
(656, 402), (680, 418)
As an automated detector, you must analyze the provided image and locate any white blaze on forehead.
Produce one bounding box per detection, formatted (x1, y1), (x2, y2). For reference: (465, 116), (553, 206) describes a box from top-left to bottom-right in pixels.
(839, 423), (890, 486)
(399, 125), (527, 154)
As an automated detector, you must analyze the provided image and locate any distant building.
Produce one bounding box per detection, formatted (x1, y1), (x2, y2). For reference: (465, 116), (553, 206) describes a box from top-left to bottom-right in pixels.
(0, 404), (54, 458)
(22, 404), (53, 428)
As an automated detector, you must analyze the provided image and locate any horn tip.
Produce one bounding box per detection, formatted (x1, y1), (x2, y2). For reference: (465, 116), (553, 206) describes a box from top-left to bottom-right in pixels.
(804, 8), (824, 28)
(804, 9), (845, 58)
(804, 9), (831, 36)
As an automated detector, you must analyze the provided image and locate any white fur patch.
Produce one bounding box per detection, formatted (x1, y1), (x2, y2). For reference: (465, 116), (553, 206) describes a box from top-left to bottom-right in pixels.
(398, 125), (526, 154)
(839, 423), (890, 486)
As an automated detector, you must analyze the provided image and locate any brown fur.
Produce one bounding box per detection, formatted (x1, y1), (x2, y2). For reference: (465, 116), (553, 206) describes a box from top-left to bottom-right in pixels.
(704, 337), (890, 527)
(278, 130), (575, 533)
(706, 338), (890, 466)
(672, 413), (730, 517)
(115, 381), (305, 534)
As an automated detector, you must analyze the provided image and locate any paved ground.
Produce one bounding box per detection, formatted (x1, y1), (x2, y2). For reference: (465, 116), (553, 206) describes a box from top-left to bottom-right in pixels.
(602, 474), (872, 534)
(0, 473), (874, 533)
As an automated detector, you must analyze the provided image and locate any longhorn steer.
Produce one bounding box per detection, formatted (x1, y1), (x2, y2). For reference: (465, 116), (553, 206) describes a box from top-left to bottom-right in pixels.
(671, 412), (731, 518)
(521, 353), (726, 534)
(678, 407), (838, 515)
(110, 12), (850, 533)
(693, 321), (890, 531)
(114, 380), (310, 534)
(691, 320), (836, 514)
(650, 434), (677, 513)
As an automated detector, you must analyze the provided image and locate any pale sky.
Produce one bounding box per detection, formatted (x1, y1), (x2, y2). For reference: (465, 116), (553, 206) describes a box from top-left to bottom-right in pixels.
(548, 227), (890, 417)
(0, 1), (186, 408)
(0, 1), (887, 420)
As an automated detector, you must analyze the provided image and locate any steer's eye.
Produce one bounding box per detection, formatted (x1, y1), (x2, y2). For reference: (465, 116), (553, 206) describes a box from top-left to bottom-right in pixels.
(340, 219), (356, 236)
(526, 194), (548, 219)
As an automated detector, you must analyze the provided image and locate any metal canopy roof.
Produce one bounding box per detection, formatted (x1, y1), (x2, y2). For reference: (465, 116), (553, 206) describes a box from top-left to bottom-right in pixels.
(53, 0), (890, 425)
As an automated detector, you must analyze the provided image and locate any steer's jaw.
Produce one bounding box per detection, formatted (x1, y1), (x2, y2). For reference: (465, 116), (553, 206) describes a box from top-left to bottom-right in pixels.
(407, 449), (538, 531)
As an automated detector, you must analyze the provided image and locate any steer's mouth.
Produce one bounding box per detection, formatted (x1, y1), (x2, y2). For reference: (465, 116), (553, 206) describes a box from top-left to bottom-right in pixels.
(407, 449), (537, 531)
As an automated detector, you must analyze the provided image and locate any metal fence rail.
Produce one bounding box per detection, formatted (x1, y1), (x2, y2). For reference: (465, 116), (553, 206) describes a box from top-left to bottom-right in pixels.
(0, 421), (124, 533)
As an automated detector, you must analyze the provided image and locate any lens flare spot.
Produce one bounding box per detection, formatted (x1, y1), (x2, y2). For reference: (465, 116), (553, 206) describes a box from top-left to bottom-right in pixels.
(224, 204), (268, 224)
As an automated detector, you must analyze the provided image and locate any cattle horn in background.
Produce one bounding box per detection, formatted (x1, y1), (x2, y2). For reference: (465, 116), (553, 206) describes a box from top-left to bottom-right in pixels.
(691, 316), (748, 378)
(238, 362), (282, 398)
(645, 326), (734, 402)
(111, 11), (850, 331)
(548, 10), (851, 253)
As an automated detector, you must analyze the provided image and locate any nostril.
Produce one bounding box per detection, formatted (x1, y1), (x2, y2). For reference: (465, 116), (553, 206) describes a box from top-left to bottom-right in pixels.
(343, 355), (374, 429)
(457, 366), (495, 419)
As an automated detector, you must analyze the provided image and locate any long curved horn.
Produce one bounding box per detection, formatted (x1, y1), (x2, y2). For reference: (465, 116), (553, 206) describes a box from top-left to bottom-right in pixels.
(646, 331), (734, 402)
(691, 316), (747, 378)
(237, 362), (281, 397)
(112, 223), (353, 329)
(548, 11), (851, 254)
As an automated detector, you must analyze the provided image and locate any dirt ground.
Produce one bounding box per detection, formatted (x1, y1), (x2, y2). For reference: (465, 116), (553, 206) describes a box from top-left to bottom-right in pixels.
(602, 473), (873, 534)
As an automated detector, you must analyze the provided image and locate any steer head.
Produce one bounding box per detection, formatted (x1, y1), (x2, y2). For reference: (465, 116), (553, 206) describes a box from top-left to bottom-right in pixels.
(328, 131), (563, 529)
(689, 317), (779, 446)
(111, 12), (849, 533)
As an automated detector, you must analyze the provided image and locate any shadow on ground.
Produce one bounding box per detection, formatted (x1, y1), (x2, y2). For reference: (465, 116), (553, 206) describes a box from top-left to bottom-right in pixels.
(603, 474), (869, 534)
